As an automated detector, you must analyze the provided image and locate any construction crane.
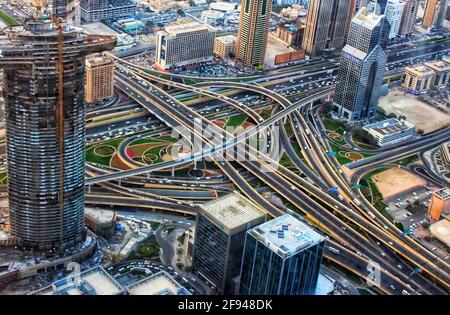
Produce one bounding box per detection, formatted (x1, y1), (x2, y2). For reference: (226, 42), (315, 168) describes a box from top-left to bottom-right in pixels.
(32, 0), (68, 253)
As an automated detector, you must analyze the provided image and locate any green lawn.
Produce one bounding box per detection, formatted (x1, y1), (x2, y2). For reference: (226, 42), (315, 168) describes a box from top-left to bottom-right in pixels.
(322, 117), (345, 135)
(0, 10), (19, 26)
(0, 172), (7, 185)
(85, 138), (124, 166)
(225, 114), (248, 129)
(394, 154), (420, 166)
(127, 235), (160, 260)
(445, 173), (450, 179)
(130, 136), (178, 146)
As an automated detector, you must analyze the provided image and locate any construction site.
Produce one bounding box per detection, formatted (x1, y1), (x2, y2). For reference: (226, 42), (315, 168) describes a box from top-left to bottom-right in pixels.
(0, 0), (116, 289)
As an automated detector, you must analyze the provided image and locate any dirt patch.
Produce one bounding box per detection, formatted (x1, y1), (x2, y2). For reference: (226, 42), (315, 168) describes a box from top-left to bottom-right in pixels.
(110, 153), (132, 170)
(372, 168), (427, 201)
(379, 89), (450, 134)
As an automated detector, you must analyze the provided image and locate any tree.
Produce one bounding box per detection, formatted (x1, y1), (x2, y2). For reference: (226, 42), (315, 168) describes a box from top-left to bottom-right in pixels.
(388, 112), (397, 119)
(417, 129), (424, 135)
(398, 115), (407, 121)
(321, 103), (334, 115)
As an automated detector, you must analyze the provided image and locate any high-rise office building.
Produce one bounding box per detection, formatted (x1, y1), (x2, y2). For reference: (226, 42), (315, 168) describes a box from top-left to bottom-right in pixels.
(155, 19), (215, 70)
(302, 0), (353, 56)
(367, 0), (388, 14)
(333, 8), (387, 121)
(423, 0), (448, 28)
(423, 0), (439, 28)
(0, 18), (116, 251)
(85, 54), (115, 104)
(436, 0), (449, 28)
(398, 0), (419, 35)
(235, 0), (272, 68)
(384, 0), (405, 39)
(80, 0), (136, 23)
(192, 192), (266, 294)
(51, 0), (68, 18)
(239, 214), (325, 295)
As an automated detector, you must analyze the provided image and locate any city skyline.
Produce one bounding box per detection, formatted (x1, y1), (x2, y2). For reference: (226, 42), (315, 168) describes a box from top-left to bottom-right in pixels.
(0, 0), (448, 299)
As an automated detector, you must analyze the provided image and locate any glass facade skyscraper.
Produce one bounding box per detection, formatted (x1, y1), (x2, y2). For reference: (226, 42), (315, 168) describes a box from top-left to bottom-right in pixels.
(333, 8), (387, 121)
(239, 214), (325, 295)
(192, 192), (266, 294)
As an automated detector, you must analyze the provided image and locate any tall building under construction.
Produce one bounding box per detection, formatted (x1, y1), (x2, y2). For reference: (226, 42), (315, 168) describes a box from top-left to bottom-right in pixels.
(0, 17), (116, 251)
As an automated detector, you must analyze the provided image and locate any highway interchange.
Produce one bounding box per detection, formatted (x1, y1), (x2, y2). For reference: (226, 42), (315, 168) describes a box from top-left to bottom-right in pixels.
(27, 36), (450, 295)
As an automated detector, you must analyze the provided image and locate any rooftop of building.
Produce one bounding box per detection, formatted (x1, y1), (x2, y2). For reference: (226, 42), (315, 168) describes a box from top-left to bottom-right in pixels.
(202, 10), (225, 18)
(200, 192), (265, 231)
(162, 19), (215, 37)
(249, 214), (324, 258)
(405, 64), (436, 76)
(364, 118), (415, 135)
(424, 60), (450, 72)
(32, 266), (125, 295)
(86, 55), (114, 68)
(353, 7), (383, 30)
(215, 34), (236, 43)
(434, 187), (450, 200)
(209, 2), (238, 12)
(126, 271), (190, 295)
(278, 23), (304, 32)
(84, 207), (116, 224)
(429, 218), (450, 247)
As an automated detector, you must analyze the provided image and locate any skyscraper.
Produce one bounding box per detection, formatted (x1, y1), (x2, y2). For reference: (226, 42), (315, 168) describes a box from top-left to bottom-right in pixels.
(423, 0), (439, 28)
(238, 214), (325, 295)
(85, 54), (115, 104)
(333, 8), (387, 121)
(0, 18), (116, 251)
(80, 0), (136, 23)
(191, 192), (266, 294)
(384, 0), (405, 39)
(435, 0), (449, 28)
(302, 0), (353, 56)
(398, 0), (419, 35)
(423, 0), (449, 28)
(235, 0), (272, 68)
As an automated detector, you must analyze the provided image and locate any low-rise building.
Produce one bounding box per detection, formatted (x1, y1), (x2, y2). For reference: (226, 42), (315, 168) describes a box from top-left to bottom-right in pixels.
(428, 187), (450, 221)
(84, 208), (116, 239)
(363, 118), (415, 147)
(444, 56), (450, 65)
(126, 271), (191, 295)
(32, 266), (126, 295)
(403, 65), (435, 94)
(201, 10), (225, 26)
(155, 19), (215, 70)
(80, 0), (137, 23)
(85, 54), (115, 104)
(213, 35), (236, 59)
(429, 218), (450, 248)
(275, 23), (305, 47)
(424, 60), (450, 88)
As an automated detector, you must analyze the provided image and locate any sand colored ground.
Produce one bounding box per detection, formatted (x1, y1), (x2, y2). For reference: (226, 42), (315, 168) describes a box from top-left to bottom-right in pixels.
(372, 168), (427, 201)
(379, 89), (450, 134)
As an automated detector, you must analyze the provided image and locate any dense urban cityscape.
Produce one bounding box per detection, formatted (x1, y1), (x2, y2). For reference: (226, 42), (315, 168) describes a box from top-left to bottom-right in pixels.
(0, 0), (448, 301)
